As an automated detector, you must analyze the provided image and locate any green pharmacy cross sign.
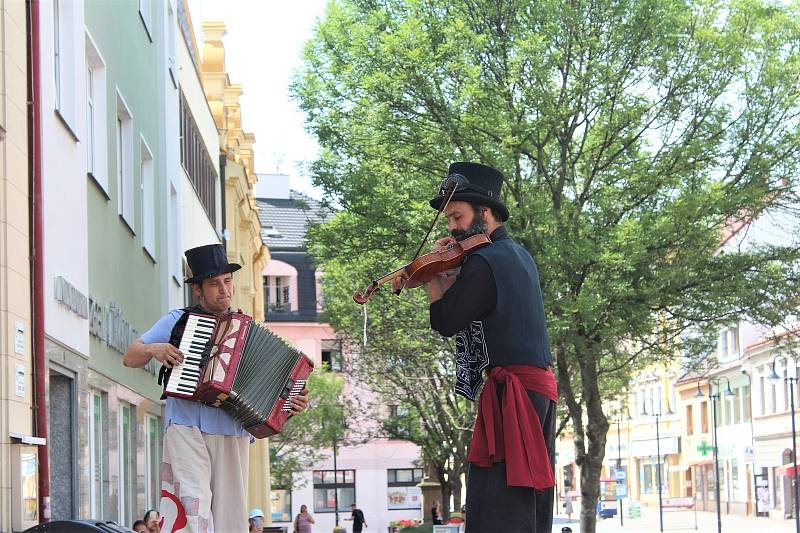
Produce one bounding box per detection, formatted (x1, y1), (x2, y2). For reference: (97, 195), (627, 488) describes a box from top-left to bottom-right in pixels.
(697, 441), (715, 456)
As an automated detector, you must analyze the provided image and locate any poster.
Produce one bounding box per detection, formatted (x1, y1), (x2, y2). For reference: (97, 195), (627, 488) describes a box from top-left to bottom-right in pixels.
(387, 486), (422, 510)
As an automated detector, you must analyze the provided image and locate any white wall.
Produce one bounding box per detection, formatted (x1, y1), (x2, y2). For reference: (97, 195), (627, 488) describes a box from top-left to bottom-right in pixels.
(279, 440), (423, 533)
(180, 174), (219, 250)
(40, 0), (89, 355)
(158, 0), (183, 310)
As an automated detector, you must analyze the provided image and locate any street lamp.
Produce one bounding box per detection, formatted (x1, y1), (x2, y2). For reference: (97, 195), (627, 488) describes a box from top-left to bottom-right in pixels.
(613, 411), (633, 527)
(768, 354), (800, 533)
(741, 369), (760, 518)
(697, 376), (735, 533)
(642, 399), (674, 533)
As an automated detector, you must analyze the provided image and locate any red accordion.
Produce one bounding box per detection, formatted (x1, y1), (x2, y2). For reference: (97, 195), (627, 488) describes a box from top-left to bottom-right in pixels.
(165, 311), (314, 438)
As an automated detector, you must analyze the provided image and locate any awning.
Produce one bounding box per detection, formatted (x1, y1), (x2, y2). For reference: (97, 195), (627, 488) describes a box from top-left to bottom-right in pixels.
(776, 464), (800, 476)
(669, 465), (690, 472)
(686, 460), (713, 467)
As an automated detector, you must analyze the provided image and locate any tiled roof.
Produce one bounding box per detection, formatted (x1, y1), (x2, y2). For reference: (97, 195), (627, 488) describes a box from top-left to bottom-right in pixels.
(256, 191), (332, 250)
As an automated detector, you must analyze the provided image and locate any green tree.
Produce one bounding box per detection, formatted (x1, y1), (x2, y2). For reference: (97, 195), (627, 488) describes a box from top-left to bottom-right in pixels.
(270, 367), (349, 490)
(295, 1), (800, 530)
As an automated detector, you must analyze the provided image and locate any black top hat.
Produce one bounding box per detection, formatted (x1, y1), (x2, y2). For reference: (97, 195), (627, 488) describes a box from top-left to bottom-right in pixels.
(184, 243), (241, 284)
(429, 162), (509, 221)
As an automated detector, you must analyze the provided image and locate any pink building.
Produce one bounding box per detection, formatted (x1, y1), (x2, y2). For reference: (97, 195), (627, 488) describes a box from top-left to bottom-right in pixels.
(257, 174), (423, 532)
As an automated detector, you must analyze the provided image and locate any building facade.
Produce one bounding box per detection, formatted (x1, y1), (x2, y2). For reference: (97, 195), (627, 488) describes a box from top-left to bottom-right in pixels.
(256, 176), (423, 532)
(200, 20), (272, 517)
(0, 1), (34, 530)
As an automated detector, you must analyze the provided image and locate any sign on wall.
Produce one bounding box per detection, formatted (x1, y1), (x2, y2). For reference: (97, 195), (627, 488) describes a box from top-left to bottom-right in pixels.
(387, 486), (422, 510)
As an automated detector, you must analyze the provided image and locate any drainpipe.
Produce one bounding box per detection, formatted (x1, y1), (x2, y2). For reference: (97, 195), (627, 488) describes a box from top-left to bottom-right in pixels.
(27, 0), (50, 522)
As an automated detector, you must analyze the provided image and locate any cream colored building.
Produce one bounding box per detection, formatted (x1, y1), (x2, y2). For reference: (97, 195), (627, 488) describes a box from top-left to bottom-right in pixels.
(0, 1), (35, 530)
(200, 21), (271, 519)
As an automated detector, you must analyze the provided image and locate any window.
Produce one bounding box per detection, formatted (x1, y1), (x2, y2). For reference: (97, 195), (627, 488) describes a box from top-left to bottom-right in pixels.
(145, 415), (161, 510)
(743, 384), (752, 421)
(387, 468), (423, 510)
(731, 459), (739, 491)
(760, 374), (766, 415)
(321, 339), (342, 372)
(139, 0), (153, 40)
(313, 470), (355, 513)
(88, 391), (105, 518)
(85, 32), (108, 192)
(733, 389), (741, 424)
(167, 3), (177, 87)
(116, 91), (134, 229)
(179, 91), (217, 226)
(724, 396), (732, 426)
(686, 405), (694, 436)
(700, 401), (708, 433)
(266, 276), (291, 312)
(118, 403), (135, 525)
(271, 488), (292, 522)
(53, 0), (77, 132)
(169, 184), (180, 282)
(140, 137), (155, 258)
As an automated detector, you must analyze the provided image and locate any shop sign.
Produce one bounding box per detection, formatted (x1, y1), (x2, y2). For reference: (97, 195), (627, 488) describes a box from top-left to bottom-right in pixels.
(54, 276), (89, 318)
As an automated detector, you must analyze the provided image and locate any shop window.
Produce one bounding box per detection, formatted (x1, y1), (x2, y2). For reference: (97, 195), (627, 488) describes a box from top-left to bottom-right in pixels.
(313, 470), (355, 513)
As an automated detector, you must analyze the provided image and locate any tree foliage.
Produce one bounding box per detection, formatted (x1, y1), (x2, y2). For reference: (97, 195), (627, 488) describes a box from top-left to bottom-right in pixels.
(270, 366), (348, 489)
(294, 0), (800, 530)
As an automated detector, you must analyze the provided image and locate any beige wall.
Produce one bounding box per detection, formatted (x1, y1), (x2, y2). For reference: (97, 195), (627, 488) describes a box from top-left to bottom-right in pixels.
(0, 0), (33, 530)
(200, 20), (271, 521)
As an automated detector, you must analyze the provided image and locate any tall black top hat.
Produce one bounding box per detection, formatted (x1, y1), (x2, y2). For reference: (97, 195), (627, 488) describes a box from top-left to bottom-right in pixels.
(184, 243), (241, 284)
(429, 162), (509, 221)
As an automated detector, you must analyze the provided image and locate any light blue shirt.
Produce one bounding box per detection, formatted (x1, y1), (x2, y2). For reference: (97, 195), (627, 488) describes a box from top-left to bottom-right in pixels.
(141, 309), (250, 438)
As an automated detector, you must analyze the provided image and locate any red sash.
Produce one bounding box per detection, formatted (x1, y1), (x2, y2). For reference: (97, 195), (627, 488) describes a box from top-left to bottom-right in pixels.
(468, 364), (558, 489)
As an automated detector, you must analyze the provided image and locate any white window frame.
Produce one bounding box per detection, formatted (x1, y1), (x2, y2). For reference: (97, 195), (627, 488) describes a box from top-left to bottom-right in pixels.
(53, 0), (78, 133)
(140, 136), (155, 258)
(144, 414), (161, 510)
(88, 391), (104, 518)
(167, 1), (177, 88)
(139, 0), (153, 41)
(85, 31), (108, 193)
(169, 183), (181, 284)
(116, 90), (134, 230)
(118, 403), (134, 525)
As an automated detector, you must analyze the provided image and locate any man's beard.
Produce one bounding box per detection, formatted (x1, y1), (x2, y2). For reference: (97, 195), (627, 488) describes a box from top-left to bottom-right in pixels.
(451, 209), (488, 241)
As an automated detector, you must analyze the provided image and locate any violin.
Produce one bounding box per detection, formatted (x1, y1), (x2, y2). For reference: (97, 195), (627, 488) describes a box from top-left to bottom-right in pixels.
(352, 234), (491, 305)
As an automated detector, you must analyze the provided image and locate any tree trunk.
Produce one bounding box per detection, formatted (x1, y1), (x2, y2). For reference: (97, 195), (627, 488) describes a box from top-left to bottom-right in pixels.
(451, 475), (463, 517)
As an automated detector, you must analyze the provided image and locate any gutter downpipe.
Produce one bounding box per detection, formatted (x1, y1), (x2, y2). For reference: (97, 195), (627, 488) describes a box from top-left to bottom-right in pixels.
(27, 0), (50, 522)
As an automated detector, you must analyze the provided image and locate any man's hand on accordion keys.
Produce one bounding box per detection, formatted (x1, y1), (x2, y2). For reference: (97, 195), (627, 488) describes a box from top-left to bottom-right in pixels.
(289, 388), (310, 414)
(148, 342), (184, 368)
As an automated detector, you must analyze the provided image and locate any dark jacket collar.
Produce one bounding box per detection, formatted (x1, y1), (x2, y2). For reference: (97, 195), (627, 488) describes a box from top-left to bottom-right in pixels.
(489, 226), (509, 242)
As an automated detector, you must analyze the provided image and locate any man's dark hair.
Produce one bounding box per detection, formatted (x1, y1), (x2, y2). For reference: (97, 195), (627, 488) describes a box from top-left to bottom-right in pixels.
(132, 520), (145, 528)
(468, 203), (503, 223)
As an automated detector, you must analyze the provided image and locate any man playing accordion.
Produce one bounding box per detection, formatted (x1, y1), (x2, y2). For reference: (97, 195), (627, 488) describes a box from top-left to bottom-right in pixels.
(124, 243), (309, 533)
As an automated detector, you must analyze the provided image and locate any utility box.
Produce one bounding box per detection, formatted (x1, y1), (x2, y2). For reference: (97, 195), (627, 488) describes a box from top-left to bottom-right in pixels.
(11, 444), (39, 531)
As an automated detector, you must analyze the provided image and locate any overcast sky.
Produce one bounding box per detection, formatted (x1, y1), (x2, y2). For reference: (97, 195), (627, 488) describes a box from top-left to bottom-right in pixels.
(188, 0), (328, 198)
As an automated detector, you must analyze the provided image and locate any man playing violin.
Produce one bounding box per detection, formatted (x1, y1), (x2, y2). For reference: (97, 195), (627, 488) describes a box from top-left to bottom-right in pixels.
(393, 162), (557, 533)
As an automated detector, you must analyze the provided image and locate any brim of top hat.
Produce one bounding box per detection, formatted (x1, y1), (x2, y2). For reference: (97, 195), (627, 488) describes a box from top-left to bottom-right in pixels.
(185, 263), (242, 284)
(429, 191), (509, 222)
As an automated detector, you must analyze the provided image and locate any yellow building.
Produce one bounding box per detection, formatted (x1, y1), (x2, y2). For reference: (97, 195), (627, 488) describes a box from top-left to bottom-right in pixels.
(200, 21), (272, 520)
(0, 1), (35, 530)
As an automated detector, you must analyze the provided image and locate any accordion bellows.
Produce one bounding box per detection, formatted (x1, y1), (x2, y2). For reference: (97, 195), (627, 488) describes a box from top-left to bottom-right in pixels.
(167, 311), (314, 438)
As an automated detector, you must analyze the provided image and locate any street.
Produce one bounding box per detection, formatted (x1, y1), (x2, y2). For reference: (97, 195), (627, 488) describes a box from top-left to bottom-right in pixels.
(553, 504), (800, 533)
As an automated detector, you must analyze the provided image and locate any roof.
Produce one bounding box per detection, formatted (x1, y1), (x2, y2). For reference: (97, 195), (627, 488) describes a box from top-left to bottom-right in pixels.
(256, 191), (332, 250)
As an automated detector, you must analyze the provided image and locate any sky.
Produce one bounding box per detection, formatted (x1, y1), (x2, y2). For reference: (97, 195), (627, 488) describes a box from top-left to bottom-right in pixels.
(188, 0), (329, 199)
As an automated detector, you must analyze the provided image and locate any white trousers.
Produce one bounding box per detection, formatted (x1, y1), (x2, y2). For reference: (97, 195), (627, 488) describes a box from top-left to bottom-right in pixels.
(159, 424), (250, 533)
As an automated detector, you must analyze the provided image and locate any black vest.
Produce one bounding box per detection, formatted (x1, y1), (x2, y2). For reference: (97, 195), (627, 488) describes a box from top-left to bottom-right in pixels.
(470, 237), (552, 368)
(453, 235), (552, 400)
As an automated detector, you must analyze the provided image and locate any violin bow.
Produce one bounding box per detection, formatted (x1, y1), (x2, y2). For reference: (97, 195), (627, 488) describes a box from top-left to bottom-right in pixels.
(395, 175), (464, 295)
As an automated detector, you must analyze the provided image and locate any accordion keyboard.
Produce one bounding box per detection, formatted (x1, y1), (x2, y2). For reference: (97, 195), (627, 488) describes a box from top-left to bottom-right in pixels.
(280, 378), (308, 412)
(165, 314), (216, 397)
